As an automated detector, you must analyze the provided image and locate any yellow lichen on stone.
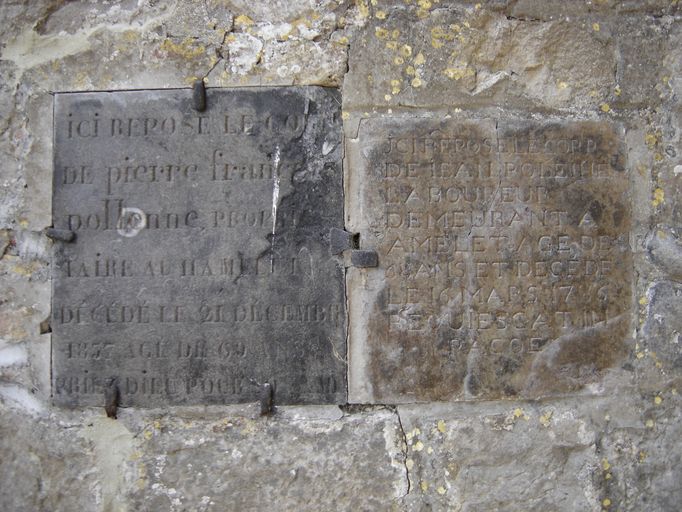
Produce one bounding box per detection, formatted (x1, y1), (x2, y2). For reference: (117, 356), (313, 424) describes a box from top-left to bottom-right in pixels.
(406, 65), (416, 75)
(160, 38), (206, 60)
(413, 440), (424, 451)
(391, 79), (402, 94)
(414, 52), (425, 65)
(600, 103), (610, 113)
(420, 481), (429, 492)
(513, 408), (524, 418)
(557, 81), (568, 89)
(639, 450), (648, 462)
(122, 30), (139, 42)
(394, 56), (404, 65)
(645, 131), (661, 149)
(235, 14), (254, 27)
(615, 85), (622, 96)
(411, 77), (423, 87)
(645, 419), (655, 428)
(443, 60), (474, 80)
(652, 188), (664, 207)
(601, 458), (611, 471)
(376, 10), (387, 19)
(384, 94), (392, 101)
(357, 0), (370, 19)
(431, 26), (449, 48)
(436, 420), (446, 433)
(602, 498), (611, 508)
(654, 395), (663, 405)
(375, 27), (389, 39)
(436, 486), (446, 495)
(406, 458), (415, 470)
(593, 23), (600, 31)
(639, 296), (649, 306)
(539, 411), (553, 428)
(399, 44), (412, 57)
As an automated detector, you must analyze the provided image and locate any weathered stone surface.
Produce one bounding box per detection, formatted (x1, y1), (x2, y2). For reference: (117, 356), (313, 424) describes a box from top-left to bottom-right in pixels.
(122, 407), (407, 511)
(343, 4), (617, 112)
(615, 17), (681, 108)
(0, 403), (100, 512)
(395, 394), (682, 512)
(646, 225), (682, 280)
(347, 117), (632, 403)
(639, 281), (682, 387)
(52, 87), (346, 406)
(397, 400), (602, 511)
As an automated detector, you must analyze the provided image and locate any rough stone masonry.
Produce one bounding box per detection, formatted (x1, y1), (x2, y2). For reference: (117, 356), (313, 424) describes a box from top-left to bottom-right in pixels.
(1, 1), (681, 511)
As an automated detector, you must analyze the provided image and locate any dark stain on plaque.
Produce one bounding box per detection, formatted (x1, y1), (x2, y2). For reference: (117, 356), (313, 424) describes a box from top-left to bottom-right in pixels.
(354, 119), (632, 402)
(51, 87), (346, 407)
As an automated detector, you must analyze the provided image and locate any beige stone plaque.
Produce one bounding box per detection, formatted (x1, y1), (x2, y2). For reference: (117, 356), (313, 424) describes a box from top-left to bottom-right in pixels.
(347, 118), (632, 403)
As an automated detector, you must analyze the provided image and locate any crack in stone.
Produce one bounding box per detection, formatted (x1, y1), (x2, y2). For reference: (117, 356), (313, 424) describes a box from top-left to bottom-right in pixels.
(202, 14), (232, 81)
(390, 405), (411, 499)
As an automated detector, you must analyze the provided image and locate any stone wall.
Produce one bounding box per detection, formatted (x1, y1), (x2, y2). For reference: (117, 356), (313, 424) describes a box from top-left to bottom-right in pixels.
(1, 1), (681, 510)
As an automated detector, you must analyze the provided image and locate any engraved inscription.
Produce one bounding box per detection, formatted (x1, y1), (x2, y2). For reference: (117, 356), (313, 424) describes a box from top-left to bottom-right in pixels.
(52, 87), (346, 406)
(347, 119), (632, 403)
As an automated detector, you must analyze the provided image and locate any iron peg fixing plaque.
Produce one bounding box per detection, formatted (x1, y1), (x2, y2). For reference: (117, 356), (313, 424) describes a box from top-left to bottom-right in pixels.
(329, 227), (358, 255)
(192, 79), (207, 112)
(350, 250), (378, 268)
(260, 383), (274, 416)
(45, 227), (75, 243)
(104, 378), (120, 419)
(329, 227), (378, 267)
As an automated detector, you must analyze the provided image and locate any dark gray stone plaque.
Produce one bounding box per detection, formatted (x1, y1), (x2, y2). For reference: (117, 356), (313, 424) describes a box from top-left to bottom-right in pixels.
(51, 87), (346, 406)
